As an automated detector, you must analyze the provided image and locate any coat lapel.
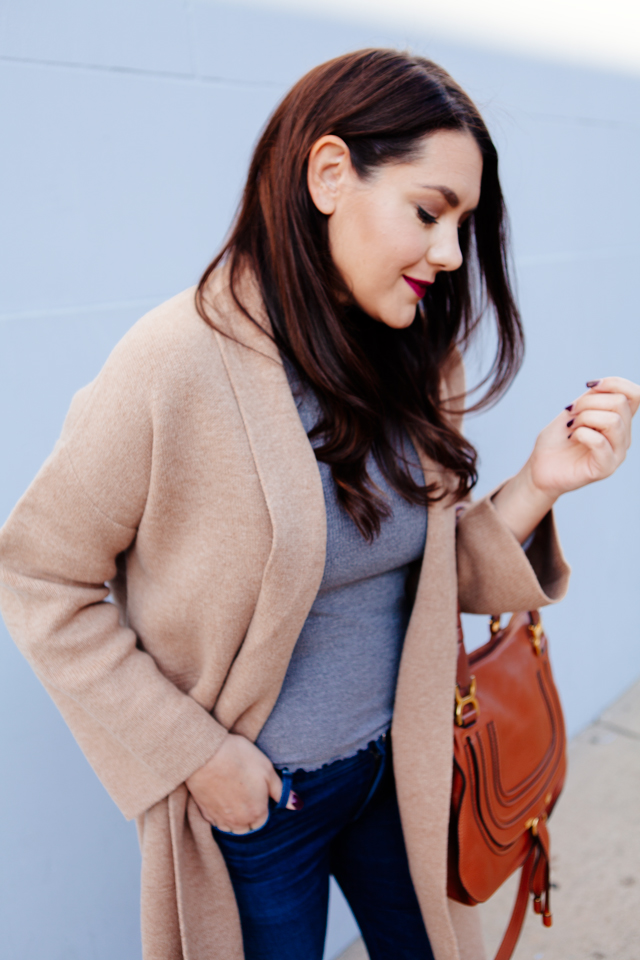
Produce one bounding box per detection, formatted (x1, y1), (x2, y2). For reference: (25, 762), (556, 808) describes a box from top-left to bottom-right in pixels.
(392, 449), (461, 959)
(160, 269), (327, 960)
(204, 268), (327, 739)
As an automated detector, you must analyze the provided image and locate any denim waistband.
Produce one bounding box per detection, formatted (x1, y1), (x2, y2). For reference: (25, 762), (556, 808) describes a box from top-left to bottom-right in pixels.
(277, 731), (389, 817)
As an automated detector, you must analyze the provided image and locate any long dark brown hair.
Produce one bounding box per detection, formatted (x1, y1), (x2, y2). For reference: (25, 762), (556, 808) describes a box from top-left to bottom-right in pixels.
(196, 48), (523, 540)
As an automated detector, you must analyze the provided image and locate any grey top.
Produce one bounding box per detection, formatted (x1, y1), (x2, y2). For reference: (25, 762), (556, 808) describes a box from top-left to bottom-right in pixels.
(256, 369), (428, 771)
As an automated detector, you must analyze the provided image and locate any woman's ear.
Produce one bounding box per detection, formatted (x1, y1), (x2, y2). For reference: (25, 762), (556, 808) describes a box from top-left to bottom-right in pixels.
(307, 135), (351, 215)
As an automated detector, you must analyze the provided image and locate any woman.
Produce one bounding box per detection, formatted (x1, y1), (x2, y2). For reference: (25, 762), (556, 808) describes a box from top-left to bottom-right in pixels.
(0, 49), (637, 960)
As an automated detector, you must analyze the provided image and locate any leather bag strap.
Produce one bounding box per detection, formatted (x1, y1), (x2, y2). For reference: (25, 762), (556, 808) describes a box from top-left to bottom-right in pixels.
(456, 611), (473, 691)
(493, 852), (536, 960)
(492, 823), (552, 960)
(455, 609), (481, 726)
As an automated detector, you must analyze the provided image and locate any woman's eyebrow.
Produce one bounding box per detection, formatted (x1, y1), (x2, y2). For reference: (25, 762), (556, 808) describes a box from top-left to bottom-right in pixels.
(418, 185), (460, 207)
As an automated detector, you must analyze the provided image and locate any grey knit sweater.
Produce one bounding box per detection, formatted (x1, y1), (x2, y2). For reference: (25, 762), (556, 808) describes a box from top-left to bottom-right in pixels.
(256, 370), (428, 770)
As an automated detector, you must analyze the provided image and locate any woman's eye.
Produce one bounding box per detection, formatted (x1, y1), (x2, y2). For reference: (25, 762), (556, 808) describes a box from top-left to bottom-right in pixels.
(417, 205), (438, 226)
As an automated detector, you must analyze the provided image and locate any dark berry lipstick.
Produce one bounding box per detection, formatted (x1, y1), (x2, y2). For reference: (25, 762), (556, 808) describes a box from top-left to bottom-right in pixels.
(403, 275), (433, 298)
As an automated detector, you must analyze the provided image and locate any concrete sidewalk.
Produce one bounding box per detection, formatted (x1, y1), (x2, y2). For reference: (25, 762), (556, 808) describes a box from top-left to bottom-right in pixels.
(338, 678), (640, 960)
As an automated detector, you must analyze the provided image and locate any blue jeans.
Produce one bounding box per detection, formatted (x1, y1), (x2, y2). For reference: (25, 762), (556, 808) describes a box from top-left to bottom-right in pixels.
(212, 735), (434, 960)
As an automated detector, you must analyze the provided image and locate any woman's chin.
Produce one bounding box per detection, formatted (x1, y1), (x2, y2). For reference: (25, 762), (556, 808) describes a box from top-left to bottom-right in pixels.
(377, 308), (418, 330)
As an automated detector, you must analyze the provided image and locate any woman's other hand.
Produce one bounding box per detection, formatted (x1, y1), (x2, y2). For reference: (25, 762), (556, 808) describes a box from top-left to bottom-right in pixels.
(493, 377), (640, 543)
(185, 733), (301, 834)
(529, 377), (640, 498)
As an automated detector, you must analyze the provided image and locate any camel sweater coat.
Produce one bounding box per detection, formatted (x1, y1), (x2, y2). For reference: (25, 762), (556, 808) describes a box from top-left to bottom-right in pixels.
(0, 267), (570, 960)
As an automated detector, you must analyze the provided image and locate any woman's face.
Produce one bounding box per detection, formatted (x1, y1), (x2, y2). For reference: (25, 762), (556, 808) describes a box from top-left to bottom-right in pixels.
(307, 129), (483, 329)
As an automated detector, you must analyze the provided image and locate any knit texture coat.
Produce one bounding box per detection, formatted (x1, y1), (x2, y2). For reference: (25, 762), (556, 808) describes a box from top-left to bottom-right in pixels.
(0, 267), (570, 960)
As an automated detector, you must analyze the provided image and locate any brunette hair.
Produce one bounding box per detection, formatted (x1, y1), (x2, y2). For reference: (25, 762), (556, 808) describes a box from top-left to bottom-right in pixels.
(196, 48), (523, 540)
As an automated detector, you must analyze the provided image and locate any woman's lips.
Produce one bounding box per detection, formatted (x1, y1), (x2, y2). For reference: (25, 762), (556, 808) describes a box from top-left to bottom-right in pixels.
(403, 275), (433, 298)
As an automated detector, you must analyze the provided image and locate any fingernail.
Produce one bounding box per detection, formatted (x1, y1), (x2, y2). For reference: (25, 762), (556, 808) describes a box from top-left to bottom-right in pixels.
(288, 791), (304, 811)
(586, 380), (601, 388)
(565, 404), (573, 411)
(566, 418), (574, 427)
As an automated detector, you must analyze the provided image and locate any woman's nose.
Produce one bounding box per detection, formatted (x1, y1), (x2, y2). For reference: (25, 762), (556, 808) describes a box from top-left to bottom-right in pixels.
(426, 227), (463, 273)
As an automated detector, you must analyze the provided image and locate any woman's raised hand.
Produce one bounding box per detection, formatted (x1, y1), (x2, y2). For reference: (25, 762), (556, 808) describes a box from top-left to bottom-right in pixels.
(185, 733), (301, 834)
(528, 377), (640, 499)
(493, 377), (640, 544)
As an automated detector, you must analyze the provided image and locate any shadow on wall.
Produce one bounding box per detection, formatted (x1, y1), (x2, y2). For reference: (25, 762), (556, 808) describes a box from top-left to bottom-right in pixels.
(0, 2), (639, 958)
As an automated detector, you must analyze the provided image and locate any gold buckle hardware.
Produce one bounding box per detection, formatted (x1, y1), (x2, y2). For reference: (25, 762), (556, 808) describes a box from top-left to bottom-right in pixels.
(455, 676), (480, 727)
(525, 812), (547, 837)
(528, 620), (544, 656)
(489, 615), (501, 635)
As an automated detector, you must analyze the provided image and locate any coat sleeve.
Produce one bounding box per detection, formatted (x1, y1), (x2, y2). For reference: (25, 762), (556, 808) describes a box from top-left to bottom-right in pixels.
(440, 350), (570, 613)
(0, 325), (229, 820)
(456, 490), (570, 614)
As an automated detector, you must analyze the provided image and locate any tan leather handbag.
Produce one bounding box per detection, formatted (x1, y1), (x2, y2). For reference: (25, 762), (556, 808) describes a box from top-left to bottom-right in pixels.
(448, 611), (567, 960)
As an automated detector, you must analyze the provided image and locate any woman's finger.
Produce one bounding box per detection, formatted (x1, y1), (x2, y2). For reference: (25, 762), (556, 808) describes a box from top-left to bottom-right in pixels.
(570, 425), (612, 453)
(286, 790), (304, 811)
(247, 812), (269, 831)
(267, 766), (284, 804)
(584, 377), (640, 416)
(568, 409), (628, 448)
(569, 425), (619, 477)
(266, 766), (303, 811)
(567, 392), (631, 425)
(214, 802), (271, 833)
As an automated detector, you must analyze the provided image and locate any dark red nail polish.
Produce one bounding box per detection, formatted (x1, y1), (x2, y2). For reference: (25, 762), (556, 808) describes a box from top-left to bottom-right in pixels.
(565, 404), (573, 411)
(289, 792), (304, 810)
(566, 419), (574, 427)
(567, 433), (573, 439)
(586, 380), (601, 388)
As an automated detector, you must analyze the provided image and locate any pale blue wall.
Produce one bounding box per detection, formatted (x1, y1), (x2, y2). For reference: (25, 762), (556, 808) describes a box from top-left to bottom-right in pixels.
(1, 2), (639, 957)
